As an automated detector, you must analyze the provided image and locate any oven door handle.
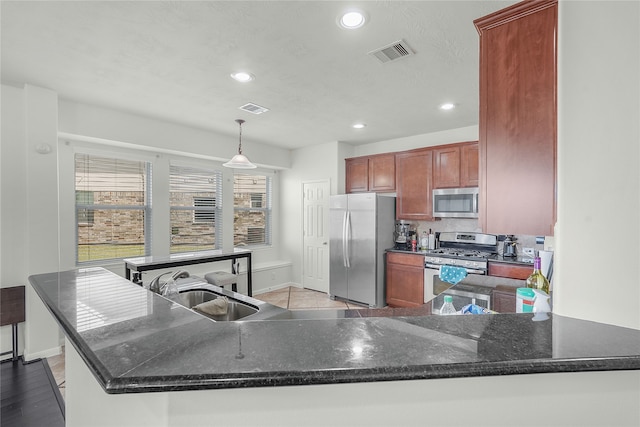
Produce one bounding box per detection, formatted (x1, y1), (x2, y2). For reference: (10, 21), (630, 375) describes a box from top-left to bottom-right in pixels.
(424, 263), (485, 275)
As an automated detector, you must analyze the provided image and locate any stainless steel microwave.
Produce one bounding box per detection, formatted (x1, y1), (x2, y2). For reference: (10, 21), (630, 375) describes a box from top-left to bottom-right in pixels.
(432, 187), (479, 218)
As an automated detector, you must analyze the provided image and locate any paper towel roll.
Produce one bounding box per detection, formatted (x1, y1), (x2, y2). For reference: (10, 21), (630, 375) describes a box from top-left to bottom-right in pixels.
(428, 234), (436, 250)
(539, 250), (553, 279)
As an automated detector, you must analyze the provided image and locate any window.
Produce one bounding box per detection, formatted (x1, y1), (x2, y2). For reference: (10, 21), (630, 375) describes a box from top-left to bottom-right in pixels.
(233, 173), (272, 246)
(75, 154), (151, 264)
(76, 190), (95, 225)
(170, 164), (222, 253)
(250, 193), (263, 209)
(193, 197), (216, 224)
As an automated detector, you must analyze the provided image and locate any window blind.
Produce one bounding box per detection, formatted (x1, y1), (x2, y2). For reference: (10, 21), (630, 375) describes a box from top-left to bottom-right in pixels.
(75, 153), (151, 264)
(233, 173), (272, 246)
(170, 164), (222, 253)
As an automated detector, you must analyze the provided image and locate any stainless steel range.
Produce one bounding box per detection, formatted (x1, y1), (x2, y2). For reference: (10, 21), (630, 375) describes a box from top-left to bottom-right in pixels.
(424, 232), (498, 273)
(423, 232), (498, 304)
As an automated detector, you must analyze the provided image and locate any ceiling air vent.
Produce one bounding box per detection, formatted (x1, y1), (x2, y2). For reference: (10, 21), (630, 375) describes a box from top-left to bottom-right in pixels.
(368, 39), (414, 63)
(239, 103), (270, 115)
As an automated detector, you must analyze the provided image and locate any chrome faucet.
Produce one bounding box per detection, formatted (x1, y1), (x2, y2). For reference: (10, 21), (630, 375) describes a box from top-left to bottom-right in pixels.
(149, 270), (190, 295)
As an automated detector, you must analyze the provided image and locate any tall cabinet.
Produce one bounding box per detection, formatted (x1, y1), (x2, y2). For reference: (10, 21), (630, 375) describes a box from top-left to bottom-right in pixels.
(474, 0), (557, 236)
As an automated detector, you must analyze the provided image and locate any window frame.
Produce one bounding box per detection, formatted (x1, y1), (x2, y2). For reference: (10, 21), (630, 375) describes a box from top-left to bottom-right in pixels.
(74, 153), (152, 265)
(169, 163), (223, 254)
(233, 173), (272, 247)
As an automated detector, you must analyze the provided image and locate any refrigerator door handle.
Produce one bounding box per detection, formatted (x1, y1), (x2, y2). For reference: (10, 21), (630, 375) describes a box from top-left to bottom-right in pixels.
(345, 211), (351, 268)
(342, 211), (348, 267)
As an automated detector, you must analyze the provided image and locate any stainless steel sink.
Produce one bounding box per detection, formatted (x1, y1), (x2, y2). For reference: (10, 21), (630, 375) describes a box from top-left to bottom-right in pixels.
(177, 289), (258, 321)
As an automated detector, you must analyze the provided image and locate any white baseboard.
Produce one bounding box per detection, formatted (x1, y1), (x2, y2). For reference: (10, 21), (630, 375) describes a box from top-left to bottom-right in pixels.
(253, 282), (300, 295)
(22, 345), (62, 362)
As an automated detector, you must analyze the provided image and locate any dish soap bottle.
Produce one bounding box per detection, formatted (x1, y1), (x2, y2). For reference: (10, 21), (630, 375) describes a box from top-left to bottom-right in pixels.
(420, 231), (429, 251)
(526, 256), (550, 294)
(439, 295), (457, 315)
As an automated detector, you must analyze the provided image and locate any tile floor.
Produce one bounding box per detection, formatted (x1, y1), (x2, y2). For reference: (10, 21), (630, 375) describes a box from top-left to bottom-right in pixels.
(44, 286), (362, 401)
(47, 349), (66, 401)
(256, 286), (368, 310)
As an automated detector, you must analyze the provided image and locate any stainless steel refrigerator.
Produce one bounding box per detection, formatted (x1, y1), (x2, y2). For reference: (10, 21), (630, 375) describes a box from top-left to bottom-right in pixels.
(329, 193), (395, 308)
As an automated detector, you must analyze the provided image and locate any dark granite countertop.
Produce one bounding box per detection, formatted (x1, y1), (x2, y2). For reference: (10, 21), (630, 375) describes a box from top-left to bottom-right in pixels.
(489, 255), (536, 265)
(29, 267), (640, 394)
(386, 248), (428, 255)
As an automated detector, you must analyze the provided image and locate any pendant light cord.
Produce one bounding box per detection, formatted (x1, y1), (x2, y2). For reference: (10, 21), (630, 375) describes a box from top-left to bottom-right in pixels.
(236, 119), (245, 155)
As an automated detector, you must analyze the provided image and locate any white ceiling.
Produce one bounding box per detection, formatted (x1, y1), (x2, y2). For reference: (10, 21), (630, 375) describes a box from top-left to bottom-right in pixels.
(1, 1), (516, 150)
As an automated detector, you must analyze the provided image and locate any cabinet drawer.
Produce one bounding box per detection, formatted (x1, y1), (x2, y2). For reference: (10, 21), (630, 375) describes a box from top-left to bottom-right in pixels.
(387, 252), (424, 267)
(488, 262), (532, 280)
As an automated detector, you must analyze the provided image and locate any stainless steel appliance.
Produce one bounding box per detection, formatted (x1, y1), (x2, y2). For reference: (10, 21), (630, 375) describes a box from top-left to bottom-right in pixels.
(423, 231), (497, 303)
(394, 220), (416, 250)
(432, 187), (479, 218)
(502, 235), (517, 257)
(431, 284), (493, 314)
(329, 193), (395, 308)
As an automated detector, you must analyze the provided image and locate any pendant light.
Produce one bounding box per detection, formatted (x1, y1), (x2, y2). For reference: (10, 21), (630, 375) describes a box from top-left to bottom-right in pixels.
(223, 119), (256, 169)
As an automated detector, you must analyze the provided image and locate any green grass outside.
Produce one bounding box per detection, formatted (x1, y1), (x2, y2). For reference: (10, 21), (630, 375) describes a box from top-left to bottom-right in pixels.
(78, 244), (214, 263)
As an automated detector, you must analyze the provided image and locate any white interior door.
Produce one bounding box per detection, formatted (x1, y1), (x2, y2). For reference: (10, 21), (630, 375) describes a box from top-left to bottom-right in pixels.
(302, 180), (330, 292)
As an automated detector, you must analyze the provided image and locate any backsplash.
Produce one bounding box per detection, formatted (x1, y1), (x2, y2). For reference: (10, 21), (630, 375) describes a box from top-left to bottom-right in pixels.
(408, 218), (545, 257)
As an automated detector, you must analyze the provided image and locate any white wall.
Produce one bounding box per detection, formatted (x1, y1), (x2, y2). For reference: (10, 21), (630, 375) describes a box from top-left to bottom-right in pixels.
(1, 85), (61, 360)
(0, 85), (28, 356)
(58, 100), (291, 170)
(353, 125), (479, 157)
(0, 86), (293, 358)
(555, 0), (640, 329)
(280, 141), (344, 284)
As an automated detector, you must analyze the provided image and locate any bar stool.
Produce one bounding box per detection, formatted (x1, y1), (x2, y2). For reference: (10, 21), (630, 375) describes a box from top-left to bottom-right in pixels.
(204, 271), (238, 292)
(1, 285), (25, 362)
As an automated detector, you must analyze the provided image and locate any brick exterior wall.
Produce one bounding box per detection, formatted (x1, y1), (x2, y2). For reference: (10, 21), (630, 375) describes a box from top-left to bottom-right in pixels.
(78, 191), (267, 247)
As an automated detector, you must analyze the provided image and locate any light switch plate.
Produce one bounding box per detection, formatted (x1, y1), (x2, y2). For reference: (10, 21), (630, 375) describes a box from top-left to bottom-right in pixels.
(523, 247), (535, 257)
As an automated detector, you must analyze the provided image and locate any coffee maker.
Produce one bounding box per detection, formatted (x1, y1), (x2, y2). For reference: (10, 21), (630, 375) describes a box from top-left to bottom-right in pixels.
(394, 221), (416, 250)
(503, 235), (517, 257)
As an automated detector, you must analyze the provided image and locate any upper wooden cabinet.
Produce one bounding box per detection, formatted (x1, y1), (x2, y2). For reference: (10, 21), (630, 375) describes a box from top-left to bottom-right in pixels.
(475, 0), (557, 236)
(345, 157), (368, 193)
(460, 142), (479, 187)
(433, 141), (479, 189)
(395, 148), (433, 220)
(368, 154), (396, 192)
(345, 153), (395, 193)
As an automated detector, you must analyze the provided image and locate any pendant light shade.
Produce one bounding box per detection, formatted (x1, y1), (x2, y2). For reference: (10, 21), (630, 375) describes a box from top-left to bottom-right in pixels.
(223, 119), (257, 169)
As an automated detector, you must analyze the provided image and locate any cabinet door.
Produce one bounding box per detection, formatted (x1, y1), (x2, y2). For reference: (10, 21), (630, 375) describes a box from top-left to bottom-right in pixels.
(460, 142), (479, 187)
(433, 146), (461, 188)
(492, 289), (517, 313)
(386, 255), (424, 308)
(395, 149), (433, 220)
(368, 154), (395, 192)
(345, 157), (368, 193)
(488, 262), (533, 280)
(475, 0), (557, 236)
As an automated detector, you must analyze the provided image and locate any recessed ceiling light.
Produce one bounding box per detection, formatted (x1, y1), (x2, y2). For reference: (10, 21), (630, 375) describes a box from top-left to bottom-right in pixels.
(440, 103), (456, 110)
(338, 9), (367, 29)
(352, 123), (366, 129)
(230, 72), (255, 83)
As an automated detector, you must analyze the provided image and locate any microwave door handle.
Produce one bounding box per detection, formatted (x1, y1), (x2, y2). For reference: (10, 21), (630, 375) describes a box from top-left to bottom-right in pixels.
(473, 192), (479, 214)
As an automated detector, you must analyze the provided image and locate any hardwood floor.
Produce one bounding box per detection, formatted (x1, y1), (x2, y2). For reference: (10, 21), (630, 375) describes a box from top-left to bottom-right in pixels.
(0, 358), (65, 427)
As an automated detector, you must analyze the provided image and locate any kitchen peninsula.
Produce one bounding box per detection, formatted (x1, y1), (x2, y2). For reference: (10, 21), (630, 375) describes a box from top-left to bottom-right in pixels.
(30, 268), (640, 426)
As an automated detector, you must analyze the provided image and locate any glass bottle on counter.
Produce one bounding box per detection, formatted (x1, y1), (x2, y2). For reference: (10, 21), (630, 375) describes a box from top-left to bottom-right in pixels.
(439, 295), (457, 315)
(525, 256), (550, 294)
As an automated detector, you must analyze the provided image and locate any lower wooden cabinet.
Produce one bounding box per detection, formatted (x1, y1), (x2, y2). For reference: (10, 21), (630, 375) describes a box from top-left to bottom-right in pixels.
(386, 252), (424, 308)
(488, 262), (533, 280)
(492, 286), (517, 313)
